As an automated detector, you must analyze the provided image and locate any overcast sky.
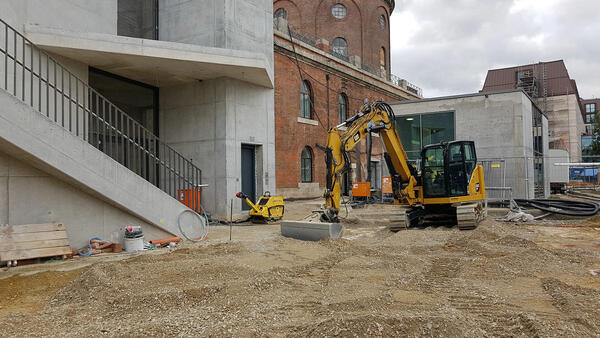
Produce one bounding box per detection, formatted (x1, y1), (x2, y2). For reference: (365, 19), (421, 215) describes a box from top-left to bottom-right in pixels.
(390, 0), (600, 99)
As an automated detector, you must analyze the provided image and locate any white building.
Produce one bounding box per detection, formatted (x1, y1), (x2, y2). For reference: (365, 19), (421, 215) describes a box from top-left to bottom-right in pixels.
(389, 89), (550, 199)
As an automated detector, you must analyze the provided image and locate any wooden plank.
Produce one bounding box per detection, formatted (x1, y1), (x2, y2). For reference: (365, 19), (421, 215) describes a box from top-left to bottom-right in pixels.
(0, 223), (64, 234)
(0, 230), (68, 243)
(0, 239), (70, 252)
(0, 246), (71, 261)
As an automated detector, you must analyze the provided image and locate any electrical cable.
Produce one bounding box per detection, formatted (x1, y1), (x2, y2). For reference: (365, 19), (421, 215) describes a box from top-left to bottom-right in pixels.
(177, 209), (209, 242)
(287, 24), (327, 131)
(489, 199), (600, 217)
(283, 53), (376, 104)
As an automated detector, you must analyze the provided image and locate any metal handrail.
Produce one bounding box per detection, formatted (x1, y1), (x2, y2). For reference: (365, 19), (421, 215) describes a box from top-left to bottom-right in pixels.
(0, 18), (202, 211)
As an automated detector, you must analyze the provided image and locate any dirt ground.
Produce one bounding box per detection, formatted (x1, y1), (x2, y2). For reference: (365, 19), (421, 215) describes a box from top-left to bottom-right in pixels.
(1, 199), (600, 337)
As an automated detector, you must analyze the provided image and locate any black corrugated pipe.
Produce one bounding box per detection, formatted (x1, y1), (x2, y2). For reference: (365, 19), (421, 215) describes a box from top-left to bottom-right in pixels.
(491, 199), (600, 217)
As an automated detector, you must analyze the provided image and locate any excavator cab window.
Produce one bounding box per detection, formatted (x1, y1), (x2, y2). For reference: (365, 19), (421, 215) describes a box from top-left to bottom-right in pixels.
(422, 141), (476, 198)
(422, 147), (446, 197)
(448, 143), (468, 196)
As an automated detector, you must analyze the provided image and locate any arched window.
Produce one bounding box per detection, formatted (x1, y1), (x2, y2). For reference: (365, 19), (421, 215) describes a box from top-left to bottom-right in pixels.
(380, 47), (386, 70)
(338, 93), (348, 122)
(300, 80), (313, 119)
(379, 15), (386, 29)
(274, 8), (287, 20)
(301, 146), (313, 183)
(332, 4), (347, 19)
(332, 37), (348, 57)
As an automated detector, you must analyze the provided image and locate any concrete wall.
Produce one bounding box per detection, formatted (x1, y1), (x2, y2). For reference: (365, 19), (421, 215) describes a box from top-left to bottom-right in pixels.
(0, 150), (170, 248)
(0, 0), (117, 35)
(160, 78), (276, 218)
(390, 91), (548, 199)
(159, 0), (274, 80)
(158, 0), (275, 218)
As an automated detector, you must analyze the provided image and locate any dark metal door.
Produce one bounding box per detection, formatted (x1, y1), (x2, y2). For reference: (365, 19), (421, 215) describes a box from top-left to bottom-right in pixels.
(241, 145), (256, 211)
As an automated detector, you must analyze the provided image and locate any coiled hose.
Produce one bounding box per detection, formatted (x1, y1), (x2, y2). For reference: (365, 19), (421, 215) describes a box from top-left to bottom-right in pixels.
(491, 199), (600, 217)
(177, 209), (209, 242)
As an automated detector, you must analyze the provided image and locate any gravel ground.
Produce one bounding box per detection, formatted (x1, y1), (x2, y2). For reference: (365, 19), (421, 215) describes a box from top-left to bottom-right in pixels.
(1, 201), (600, 337)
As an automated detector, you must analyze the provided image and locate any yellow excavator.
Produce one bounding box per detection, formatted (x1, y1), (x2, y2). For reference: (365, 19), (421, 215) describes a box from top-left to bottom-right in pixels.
(321, 101), (486, 230)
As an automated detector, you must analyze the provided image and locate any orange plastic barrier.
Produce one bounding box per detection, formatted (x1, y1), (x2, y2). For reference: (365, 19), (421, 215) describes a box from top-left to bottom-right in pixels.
(382, 176), (393, 194)
(178, 188), (202, 211)
(352, 182), (371, 197)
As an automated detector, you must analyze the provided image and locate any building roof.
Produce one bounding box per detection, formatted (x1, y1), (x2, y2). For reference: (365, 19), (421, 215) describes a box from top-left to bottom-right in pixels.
(581, 98), (600, 106)
(480, 60), (580, 98)
(388, 88), (543, 112)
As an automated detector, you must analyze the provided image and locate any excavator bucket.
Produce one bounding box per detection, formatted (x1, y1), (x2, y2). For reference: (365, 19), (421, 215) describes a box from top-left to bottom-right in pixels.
(280, 221), (343, 241)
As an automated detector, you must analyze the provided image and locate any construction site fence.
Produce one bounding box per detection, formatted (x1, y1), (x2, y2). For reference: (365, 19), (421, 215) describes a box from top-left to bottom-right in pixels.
(0, 19), (203, 212)
(481, 156), (600, 200)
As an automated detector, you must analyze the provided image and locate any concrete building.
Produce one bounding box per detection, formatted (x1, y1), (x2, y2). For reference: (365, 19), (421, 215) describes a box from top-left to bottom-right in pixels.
(272, 0), (422, 199)
(389, 89), (550, 199)
(481, 60), (584, 162)
(0, 0), (274, 247)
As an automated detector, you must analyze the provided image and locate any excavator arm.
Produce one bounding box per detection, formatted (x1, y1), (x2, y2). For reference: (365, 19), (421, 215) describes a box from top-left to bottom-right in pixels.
(322, 102), (422, 222)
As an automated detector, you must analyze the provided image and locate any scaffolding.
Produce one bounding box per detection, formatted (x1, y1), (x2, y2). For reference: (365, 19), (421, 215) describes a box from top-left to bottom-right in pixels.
(516, 69), (538, 98)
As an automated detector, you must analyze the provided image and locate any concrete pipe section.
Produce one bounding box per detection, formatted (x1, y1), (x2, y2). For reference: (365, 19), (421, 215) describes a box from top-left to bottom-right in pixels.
(280, 221), (344, 241)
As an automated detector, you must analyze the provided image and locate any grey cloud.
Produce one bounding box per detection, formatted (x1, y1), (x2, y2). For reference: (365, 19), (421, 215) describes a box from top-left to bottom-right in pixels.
(391, 0), (600, 98)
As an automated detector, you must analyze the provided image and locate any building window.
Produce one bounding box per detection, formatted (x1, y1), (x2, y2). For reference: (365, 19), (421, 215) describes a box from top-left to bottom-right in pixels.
(396, 112), (456, 160)
(332, 4), (347, 19)
(301, 146), (313, 182)
(117, 0), (158, 39)
(379, 15), (386, 29)
(380, 47), (386, 70)
(338, 93), (348, 122)
(274, 8), (287, 19)
(586, 103), (597, 113)
(332, 38), (348, 57)
(300, 81), (313, 119)
(586, 113), (596, 124)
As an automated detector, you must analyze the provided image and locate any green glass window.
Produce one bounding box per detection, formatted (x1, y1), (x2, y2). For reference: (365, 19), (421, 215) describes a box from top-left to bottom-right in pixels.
(422, 112), (454, 146)
(396, 112), (455, 160)
(397, 115), (422, 160)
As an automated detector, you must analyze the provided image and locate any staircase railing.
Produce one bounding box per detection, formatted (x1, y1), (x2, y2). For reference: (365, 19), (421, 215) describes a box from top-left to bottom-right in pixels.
(0, 18), (202, 212)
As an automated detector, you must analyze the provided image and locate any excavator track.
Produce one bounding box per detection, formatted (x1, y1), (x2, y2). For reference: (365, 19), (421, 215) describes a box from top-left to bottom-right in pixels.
(456, 202), (485, 230)
(388, 207), (425, 232)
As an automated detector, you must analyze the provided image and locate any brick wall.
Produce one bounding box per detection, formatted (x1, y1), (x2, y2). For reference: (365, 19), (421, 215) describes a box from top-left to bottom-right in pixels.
(274, 50), (405, 195)
(273, 0), (392, 75)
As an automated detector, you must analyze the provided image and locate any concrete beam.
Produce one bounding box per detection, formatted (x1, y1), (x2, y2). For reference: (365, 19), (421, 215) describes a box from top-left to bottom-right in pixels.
(25, 26), (274, 89)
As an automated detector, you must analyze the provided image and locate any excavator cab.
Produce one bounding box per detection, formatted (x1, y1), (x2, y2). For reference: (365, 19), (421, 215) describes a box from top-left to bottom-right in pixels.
(421, 141), (478, 199)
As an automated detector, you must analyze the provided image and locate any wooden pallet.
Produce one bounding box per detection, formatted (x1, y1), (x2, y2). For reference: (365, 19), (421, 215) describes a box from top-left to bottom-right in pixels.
(0, 223), (71, 265)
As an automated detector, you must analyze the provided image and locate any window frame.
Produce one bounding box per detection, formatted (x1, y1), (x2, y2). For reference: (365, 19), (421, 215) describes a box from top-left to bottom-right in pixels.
(300, 81), (313, 119)
(338, 93), (348, 123)
(274, 8), (287, 19)
(332, 4), (347, 19)
(301, 146), (313, 183)
(332, 37), (348, 57)
(379, 15), (386, 29)
(586, 103), (596, 113)
(379, 47), (386, 70)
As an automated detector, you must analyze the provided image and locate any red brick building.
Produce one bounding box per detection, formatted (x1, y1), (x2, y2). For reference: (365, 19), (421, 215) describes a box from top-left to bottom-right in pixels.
(273, 0), (422, 198)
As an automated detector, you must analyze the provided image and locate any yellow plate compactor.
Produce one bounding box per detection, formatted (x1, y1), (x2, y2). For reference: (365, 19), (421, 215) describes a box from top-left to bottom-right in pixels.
(236, 191), (284, 223)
